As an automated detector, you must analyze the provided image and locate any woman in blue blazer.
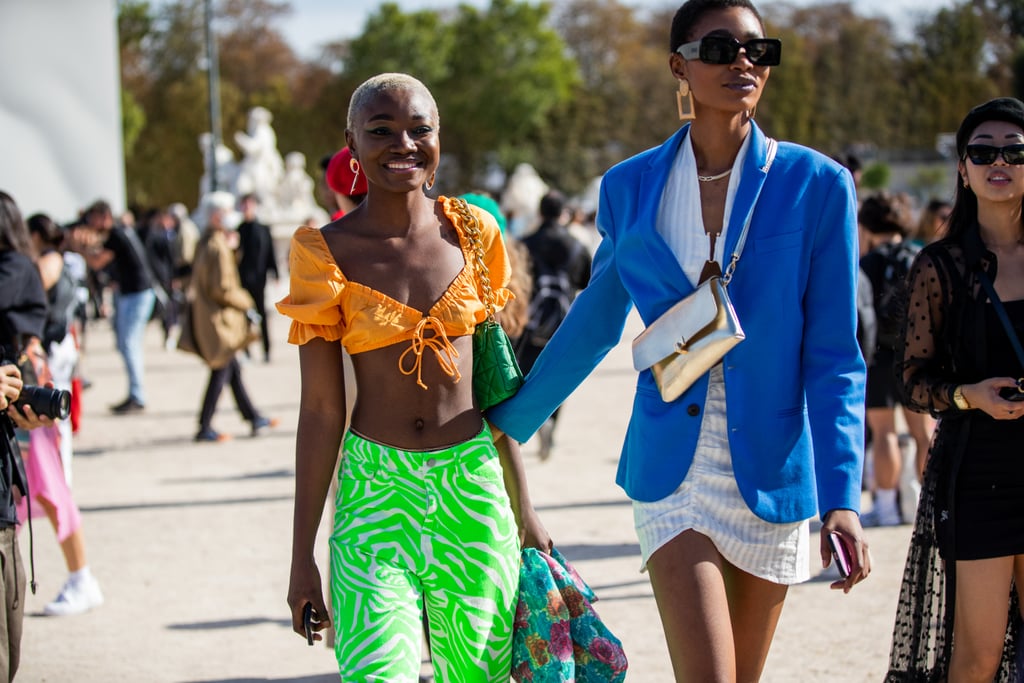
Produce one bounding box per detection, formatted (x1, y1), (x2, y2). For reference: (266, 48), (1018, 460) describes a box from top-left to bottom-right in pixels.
(488, 0), (870, 678)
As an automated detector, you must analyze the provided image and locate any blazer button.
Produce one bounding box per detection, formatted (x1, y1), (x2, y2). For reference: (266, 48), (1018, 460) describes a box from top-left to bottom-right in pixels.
(687, 403), (700, 417)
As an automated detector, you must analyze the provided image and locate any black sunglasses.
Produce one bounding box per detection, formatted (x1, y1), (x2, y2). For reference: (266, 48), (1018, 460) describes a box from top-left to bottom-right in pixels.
(964, 143), (1024, 165)
(677, 36), (782, 67)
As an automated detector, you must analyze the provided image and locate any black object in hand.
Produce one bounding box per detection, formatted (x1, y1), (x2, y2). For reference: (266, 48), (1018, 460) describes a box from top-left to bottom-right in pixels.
(1000, 378), (1024, 402)
(303, 603), (314, 646)
(15, 385), (71, 420)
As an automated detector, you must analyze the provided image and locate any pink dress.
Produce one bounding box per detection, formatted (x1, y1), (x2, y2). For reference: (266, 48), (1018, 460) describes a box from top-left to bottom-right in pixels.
(13, 339), (82, 541)
(15, 419), (81, 542)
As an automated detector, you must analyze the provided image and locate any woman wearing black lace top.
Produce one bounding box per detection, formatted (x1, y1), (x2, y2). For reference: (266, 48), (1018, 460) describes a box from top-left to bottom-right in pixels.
(888, 97), (1024, 682)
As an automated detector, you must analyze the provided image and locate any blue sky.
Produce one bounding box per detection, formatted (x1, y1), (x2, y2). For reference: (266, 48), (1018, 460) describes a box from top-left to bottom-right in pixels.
(280, 0), (956, 58)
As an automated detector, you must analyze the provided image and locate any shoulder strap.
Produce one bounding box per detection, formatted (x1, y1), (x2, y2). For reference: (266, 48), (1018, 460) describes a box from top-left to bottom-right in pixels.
(723, 137), (777, 285)
(123, 228), (169, 305)
(978, 269), (1024, 369)
(451, 198), (497, 321)
(890, 240), (919, 264)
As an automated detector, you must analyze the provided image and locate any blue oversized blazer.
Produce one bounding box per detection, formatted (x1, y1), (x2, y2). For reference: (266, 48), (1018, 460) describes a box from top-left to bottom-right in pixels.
(488, 122), (866, 524)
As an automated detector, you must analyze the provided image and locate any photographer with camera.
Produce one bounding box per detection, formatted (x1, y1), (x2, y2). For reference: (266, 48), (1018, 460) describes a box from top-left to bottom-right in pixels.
(0, 361), (31, 682)
(0, 191), (102, 623)
(0, 360), (57, 682)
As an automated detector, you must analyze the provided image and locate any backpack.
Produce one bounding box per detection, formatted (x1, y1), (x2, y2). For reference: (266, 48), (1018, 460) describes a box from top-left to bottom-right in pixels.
(517, 226), (588, 348)
(867, 241), (920, 351)
(42, 266), (78, 348)
(520, 270), (573, 345)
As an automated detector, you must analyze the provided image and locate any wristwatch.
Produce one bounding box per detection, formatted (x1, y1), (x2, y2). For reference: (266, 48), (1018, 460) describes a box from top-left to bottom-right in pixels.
(952, 384), (971, 410)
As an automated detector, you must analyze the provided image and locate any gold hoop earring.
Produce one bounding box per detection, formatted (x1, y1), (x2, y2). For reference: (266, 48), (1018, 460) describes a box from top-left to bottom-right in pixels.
(425, 171), (436, 191)
(676, 79), (695, 122)
(349, 158), (361, 195)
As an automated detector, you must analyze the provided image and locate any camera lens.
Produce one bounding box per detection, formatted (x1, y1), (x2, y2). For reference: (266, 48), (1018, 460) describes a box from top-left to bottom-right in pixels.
(15, 386), (71, 420)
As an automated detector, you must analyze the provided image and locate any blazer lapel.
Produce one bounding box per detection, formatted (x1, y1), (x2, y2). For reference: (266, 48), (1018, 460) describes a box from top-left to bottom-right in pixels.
(722, 123), (771, 264)
(636, 126), (692, 299)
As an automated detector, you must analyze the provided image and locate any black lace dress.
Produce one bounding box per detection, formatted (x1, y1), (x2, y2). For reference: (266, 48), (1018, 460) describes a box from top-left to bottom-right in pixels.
(886, 223), (1022, 682)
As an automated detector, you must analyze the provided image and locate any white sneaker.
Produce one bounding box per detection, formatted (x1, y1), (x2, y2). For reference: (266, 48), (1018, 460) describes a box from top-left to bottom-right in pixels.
(861, 505), (902, 528)
(43, 574), (104, 616)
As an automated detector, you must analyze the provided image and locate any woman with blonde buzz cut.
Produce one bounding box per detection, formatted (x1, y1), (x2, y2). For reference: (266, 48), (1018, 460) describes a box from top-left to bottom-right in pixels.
(278, 73), (550, 682)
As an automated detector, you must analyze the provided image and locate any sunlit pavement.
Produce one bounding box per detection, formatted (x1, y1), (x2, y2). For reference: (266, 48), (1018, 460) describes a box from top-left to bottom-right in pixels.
(19, 283), (911, 682)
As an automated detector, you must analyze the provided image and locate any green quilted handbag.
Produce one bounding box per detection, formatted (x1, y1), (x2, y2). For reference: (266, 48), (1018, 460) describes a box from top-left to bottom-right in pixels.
(472, 318), (523, 411)
(453, 197), (524, 411)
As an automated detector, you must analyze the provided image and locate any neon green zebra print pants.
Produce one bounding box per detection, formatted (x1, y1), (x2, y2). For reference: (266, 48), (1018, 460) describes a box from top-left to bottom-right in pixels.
(331, 425), (520, 682)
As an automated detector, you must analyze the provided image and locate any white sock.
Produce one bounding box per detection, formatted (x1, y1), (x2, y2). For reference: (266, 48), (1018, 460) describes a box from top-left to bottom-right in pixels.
(875, 488), (899, 514)
(69, 566), (92, 584)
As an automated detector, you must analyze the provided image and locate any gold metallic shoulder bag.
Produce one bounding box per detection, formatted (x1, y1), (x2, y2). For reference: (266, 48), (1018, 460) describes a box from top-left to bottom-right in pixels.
(631, 137), (777, 402)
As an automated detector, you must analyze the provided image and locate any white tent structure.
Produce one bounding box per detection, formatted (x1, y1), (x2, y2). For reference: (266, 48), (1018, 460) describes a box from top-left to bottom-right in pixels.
(0, 2), (125, 221)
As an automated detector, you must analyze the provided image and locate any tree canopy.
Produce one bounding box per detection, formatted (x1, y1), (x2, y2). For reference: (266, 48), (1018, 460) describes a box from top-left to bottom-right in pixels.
(118, 0), (1017, 208)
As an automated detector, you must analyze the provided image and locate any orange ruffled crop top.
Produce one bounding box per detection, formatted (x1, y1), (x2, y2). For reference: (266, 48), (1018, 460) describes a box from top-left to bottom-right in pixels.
(276, 196), (512, 389)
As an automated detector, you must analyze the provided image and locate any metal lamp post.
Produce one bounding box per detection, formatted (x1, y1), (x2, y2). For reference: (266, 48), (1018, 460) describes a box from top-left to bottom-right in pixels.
(204, 0), (222, 192)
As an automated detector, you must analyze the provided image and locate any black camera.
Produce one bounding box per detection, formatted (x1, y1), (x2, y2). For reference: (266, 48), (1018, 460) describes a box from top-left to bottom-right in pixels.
(14, 385), (70, 420)
(0, 347), (71, 421)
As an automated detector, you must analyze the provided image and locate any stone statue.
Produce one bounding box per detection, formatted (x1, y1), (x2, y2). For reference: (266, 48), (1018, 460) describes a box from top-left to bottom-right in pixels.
(233, 106), (284, 209)
(198, 132), (239, 197)
(198, 106), (329, 232)
(274, 151), (328, 226)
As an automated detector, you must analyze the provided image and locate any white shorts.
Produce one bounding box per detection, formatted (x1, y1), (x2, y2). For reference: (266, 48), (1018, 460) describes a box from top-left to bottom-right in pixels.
(633, 366), (810, 585)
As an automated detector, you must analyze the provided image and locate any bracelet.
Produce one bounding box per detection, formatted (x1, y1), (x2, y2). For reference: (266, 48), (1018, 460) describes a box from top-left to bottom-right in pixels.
(952, 384), (971, 411)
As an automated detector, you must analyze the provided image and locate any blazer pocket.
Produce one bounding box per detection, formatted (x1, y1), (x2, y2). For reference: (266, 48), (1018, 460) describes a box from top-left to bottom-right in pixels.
(775, 405), (806, 418)
(754, 230), (802, 254)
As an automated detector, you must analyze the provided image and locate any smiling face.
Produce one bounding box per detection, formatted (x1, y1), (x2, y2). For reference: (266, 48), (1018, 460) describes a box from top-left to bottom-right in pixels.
(346, 84), (440, 195)
(960, 120), (1024, 206)
(670, 6), (769, 119)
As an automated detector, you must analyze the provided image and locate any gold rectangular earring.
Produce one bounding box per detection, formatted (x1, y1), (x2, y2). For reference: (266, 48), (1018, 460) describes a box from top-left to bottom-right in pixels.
(676, 79), (696, 121)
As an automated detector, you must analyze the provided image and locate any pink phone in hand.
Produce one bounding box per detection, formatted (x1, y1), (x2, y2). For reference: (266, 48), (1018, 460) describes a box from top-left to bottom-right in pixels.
(828, 532), (851, 579)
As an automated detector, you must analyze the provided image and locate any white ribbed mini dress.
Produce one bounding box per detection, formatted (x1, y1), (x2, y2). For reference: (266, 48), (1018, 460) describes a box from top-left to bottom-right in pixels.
(632, 131), (810, 584)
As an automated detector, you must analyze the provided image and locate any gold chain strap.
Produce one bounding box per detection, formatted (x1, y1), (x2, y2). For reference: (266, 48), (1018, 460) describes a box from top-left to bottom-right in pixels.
(450, 197), (497, 321)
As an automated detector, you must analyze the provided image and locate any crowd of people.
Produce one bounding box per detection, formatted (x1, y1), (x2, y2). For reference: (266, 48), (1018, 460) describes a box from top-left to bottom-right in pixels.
(0, 175), (290, 678)
(2, 0), (1024, 681)
(274, 1), (1024, 681)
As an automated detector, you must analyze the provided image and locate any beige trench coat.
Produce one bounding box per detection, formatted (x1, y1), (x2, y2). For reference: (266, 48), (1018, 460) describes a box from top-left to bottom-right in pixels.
(181, 229), (255, 369)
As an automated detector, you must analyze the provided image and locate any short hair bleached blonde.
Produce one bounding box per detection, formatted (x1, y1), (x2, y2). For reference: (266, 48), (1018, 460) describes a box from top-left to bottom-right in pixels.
(346, 73), (438, 131)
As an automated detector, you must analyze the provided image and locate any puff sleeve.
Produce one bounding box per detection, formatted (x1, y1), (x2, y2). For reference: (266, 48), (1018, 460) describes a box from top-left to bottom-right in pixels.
(469, 204), (513, 317)
(275, 226), (346, 345)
